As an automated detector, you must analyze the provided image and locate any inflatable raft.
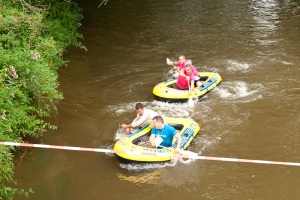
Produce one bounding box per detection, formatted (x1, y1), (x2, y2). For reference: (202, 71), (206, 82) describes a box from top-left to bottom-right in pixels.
(113, 117), (200, 163)
(153, 72), (222, 102)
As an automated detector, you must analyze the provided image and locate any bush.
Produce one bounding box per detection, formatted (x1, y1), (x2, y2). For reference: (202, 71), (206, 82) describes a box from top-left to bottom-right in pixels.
(0, 0), (84, 199)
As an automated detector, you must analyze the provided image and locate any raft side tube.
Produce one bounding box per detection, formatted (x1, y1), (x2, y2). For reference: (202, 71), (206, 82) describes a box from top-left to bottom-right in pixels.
(113, 117), (200, 163)
(153, 72), (222, 102)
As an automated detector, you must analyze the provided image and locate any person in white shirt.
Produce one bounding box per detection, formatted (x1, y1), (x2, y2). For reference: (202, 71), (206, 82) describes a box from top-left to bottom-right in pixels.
(121, 103), (159, 134)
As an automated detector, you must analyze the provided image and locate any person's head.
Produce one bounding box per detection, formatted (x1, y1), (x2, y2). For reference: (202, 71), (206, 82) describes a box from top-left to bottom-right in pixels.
(153, 116), (164, 129)
(135, 103), (144, 116)
(178, 55), (186, 64)
(185, 64), (192, 75)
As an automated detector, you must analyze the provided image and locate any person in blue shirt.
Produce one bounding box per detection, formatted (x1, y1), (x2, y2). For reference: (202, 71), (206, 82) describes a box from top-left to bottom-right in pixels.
(149, 116), (182, 152)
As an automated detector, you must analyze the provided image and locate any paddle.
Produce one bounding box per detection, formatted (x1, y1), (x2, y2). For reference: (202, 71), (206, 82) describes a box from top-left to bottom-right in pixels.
(187, 79), (197, 106)
(166, 58), (179, 79)
(166, 58), (173, 65)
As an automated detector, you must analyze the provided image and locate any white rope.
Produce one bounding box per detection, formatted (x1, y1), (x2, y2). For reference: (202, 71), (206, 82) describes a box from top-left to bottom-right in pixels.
(1, 141), (300, 167)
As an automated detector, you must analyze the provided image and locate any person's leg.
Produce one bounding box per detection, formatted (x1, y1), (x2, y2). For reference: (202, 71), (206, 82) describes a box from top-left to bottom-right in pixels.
(137, 140), (152, 147)
(196, 80), (202, 87)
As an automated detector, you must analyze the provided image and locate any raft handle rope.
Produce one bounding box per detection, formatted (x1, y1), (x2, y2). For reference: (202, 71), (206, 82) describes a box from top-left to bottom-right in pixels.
(1, 141), (300, 167)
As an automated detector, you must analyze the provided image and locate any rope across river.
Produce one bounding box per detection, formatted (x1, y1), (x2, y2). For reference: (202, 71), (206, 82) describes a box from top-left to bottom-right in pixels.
(1, 141), (300, 167)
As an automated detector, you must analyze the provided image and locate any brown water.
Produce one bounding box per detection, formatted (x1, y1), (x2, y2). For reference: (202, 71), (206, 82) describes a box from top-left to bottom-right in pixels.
(13, 0), (300, 199)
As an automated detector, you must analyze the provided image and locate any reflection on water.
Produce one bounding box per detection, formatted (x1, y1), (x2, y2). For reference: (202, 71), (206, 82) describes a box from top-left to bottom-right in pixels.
(250, 0), (280, 44)
(116, 168), (165, 185)
(117, 157), (197, 185)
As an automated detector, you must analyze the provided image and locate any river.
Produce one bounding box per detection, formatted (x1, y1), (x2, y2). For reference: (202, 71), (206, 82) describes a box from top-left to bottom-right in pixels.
(14, 0), (300, 199)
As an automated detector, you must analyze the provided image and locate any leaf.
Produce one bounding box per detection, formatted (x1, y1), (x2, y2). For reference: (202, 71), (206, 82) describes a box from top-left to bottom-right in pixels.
(26, 68), (30, 74)
(7, 99), (13, 106)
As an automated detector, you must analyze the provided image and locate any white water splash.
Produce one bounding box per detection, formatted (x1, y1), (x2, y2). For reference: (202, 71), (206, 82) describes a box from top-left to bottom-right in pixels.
(114, 127), (126, 140)
(226, 60), (251, 72)
(215, 81), (264, 102)
(106, 101), (197, 119)
(281, 61), (293, 65)
(119, 160), (178, 171)
(187, 96), (199, 107)
(150, 101), (196, 117)
(199, 65), (220, 73)
(105, 102), (138, 116)
(118, 155), (198, 172)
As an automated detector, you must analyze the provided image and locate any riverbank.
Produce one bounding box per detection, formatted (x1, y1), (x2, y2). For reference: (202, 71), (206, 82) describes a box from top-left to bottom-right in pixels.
(0, 1), (84, 199)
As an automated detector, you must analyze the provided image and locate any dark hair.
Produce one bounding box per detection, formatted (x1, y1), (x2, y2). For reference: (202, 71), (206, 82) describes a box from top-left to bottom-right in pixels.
(135, 103), (144, 110)
(153, 115), (164, 123)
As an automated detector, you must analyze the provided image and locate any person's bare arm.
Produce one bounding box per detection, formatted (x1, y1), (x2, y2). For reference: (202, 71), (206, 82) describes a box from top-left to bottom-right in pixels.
(149, 134), (156, 147)
(174, 67), (188, 78)
(131, 113), (149, 127)
(174, 134), (182, 152)
(121, 114), (144, 129)
(120, 124), (132, 129)
(189, 80), (195, 94)
(171, 61), (179, 66)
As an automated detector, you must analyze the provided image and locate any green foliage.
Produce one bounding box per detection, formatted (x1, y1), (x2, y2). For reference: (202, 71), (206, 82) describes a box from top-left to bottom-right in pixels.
(0, 146), (33, 199)
(0, 0), (84, 199)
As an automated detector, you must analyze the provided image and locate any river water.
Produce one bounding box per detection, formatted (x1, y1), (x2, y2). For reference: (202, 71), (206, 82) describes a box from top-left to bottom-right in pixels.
(13, 0), (300, 199)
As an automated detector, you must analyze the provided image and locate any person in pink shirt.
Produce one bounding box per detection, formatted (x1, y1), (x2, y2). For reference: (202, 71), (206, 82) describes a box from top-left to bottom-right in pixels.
(174, 64), (202, 94)
(170, 55), (200, 77)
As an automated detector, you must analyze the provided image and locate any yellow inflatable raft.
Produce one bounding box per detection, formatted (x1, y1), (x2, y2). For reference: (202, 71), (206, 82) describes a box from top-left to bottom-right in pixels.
(113, 117), (200, 163)
(153, 72), (222, 102)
